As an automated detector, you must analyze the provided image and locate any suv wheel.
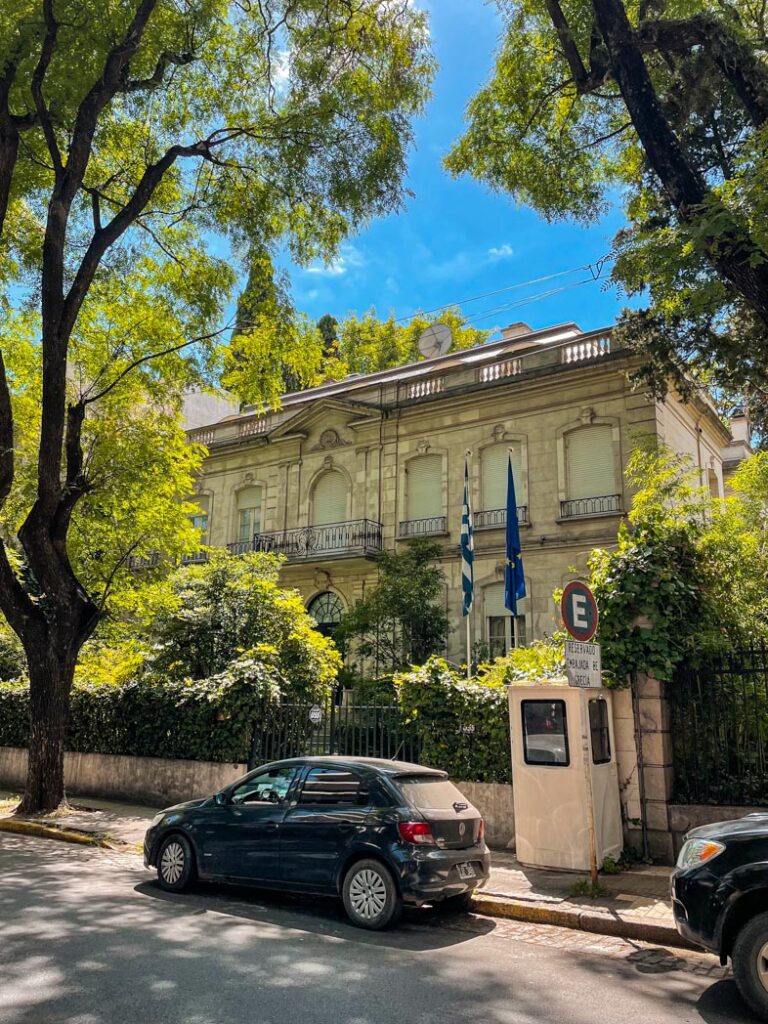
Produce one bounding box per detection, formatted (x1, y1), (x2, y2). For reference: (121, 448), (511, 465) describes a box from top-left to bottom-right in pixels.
(343, 859), (402, 930)
(733, 911), (768, 1018)
(157, 834), (196, 893)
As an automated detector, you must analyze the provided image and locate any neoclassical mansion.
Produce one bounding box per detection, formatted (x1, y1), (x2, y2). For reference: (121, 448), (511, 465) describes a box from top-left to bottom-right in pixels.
(183, 321), (745, 663)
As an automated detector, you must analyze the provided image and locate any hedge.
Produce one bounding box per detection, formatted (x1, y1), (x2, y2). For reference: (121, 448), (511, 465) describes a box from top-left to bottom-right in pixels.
(395, 657), (511, 784)
(0, 653), (285, 764)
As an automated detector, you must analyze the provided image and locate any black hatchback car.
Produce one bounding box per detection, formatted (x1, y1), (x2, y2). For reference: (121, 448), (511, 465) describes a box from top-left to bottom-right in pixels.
(144, 756), (490, 929)
(672, 814), (768, 1019)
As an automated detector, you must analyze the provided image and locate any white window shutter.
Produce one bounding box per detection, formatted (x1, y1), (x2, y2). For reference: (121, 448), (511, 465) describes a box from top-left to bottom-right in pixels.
(312, 472), (348, 525)
(237, 485), (262, 542)
(482, 443), (524, 510)
(406, 454), (442, 520)
(566, 425), (616, 499)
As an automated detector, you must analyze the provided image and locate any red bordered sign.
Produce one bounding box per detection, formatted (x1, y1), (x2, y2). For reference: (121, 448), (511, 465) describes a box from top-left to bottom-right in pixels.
(560, 581), (599, 642)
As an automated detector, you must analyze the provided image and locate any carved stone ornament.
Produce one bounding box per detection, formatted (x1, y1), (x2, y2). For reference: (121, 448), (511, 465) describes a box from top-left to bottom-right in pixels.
(494, 561), (505, 578)
(580, 406), (595, 425)
(416, 438), (430, 454)
(314, 569), (331, 590)
(492, 423), (506, 442)
(243, 472), (254, 483)
(311, 427), (350, 452)
(322, 455), (334, 470)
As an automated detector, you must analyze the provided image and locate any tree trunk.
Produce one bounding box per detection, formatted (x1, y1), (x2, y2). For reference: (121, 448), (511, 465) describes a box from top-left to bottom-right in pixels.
(16, 645), (76, 815)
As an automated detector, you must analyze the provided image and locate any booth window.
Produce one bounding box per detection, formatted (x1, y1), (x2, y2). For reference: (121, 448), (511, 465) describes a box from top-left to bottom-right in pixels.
(589, 698), (611, 765)
(521, 700), (569, 766)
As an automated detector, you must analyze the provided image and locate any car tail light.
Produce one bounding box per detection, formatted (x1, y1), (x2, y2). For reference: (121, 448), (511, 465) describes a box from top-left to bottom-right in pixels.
(477, 818), (484, 842)
(398, 821), (435, 845)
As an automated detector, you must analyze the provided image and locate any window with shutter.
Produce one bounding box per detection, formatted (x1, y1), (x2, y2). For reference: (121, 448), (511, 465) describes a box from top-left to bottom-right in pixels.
(312, 471), (348, 526)
(237, 485), (263, 543)
(406, 454), (442, 520)
(482, 443), (524, 510)
(565, 425), (616, 499)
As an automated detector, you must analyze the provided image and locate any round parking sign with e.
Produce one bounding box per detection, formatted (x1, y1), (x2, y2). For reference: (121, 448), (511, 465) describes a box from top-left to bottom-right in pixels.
(561, 581), (599, 642)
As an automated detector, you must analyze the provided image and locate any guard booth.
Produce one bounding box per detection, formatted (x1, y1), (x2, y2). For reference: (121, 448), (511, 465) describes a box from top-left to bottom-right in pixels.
(508, 684), (623, 871)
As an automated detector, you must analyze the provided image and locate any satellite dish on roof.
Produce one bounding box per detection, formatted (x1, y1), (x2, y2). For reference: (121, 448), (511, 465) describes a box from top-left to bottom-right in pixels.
(418, 323), (452, 360)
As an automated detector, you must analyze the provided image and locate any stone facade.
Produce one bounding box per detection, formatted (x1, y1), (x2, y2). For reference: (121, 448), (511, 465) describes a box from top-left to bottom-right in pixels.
(188, 321), (734, 662)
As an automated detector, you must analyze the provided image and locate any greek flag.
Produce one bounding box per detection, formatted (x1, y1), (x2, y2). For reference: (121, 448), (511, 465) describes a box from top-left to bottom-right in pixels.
(505, 451), (526, 615)
(460, 455), (474, 616)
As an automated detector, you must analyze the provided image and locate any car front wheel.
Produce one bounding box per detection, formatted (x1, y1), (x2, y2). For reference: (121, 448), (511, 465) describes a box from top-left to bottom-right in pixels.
(157, 834), (196, 893)
(342, 859), (402, 930)
(733, 911), (768, 1019)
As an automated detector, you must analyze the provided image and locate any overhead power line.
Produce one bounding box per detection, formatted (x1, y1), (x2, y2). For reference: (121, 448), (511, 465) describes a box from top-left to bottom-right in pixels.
(392, 251), (616, 325)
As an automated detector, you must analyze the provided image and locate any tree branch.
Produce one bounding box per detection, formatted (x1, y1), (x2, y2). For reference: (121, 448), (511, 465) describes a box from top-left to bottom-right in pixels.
(30, 0), (63, 177)
(121, 50), (195, 92)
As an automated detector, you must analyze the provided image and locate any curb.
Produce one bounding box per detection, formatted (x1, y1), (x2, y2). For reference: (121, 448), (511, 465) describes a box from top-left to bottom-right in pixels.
(0, 818), (100, 846)
(471, 894), (698, 951)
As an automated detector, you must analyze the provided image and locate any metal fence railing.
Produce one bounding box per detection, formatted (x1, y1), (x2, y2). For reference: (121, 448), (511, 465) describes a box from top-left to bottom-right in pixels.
(560, 494), (622, 519)
(248, 695), (422, 769)
(671, 647), (768, 805)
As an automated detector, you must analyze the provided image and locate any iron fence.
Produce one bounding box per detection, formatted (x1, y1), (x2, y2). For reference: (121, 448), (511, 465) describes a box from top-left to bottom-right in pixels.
(398, 516), (447, 538)
(248, 694), (422, 769)
(229, 520), (383, 561)
(559, 494), (622, 519)
(671, 647), (768, 805)
(474, 506), (528, 529)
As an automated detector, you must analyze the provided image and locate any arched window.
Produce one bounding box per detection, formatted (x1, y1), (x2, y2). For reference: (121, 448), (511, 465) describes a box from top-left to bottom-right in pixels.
(236, 485), (263, 544)
(484, 582), (527, 659)
(312, 471), (348, 526)
(481, 442), (525, 511)
(406, 453), (442, 521)
(563, 425), (618, 516)
(308, 591), (345, 637)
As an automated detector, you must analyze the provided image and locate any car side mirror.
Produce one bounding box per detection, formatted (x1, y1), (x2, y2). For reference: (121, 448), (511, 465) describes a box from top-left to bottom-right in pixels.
(214, 791), (229, 806)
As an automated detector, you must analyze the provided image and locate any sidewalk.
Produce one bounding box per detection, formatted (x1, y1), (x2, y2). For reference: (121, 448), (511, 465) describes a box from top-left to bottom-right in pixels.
(1, 791), (683, 946)
(477, 850), (684, 948)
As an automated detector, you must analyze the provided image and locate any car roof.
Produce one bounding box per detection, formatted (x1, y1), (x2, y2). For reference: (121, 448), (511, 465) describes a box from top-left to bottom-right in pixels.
(262, 755), (447, 778)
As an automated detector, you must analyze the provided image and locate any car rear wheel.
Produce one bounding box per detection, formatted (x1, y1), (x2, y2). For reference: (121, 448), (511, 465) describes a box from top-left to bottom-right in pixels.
(342, 859), (402, 931)
(157, 834), (196, 893)
(733, 911), (768, 1019)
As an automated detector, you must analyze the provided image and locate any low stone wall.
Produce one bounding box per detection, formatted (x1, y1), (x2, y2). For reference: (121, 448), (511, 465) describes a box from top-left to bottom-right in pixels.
(0, 746), (515, 847)
(0, 747), (246, 808)
(669, 804), (766, 856)
(452, 780), (515, 850)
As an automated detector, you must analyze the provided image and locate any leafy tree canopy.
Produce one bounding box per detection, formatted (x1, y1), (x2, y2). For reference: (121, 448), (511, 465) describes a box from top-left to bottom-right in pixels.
(336, 538), (450, 676)
(447, 0), (768, 440)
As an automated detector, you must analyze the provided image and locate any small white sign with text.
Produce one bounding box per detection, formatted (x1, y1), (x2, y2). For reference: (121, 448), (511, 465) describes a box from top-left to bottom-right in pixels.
(565, 640), (602, 688)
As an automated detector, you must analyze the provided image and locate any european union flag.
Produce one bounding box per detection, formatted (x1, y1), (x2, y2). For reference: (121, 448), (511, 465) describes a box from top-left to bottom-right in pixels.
(505, 452), (526, 615)
(460, 456), (474, 616)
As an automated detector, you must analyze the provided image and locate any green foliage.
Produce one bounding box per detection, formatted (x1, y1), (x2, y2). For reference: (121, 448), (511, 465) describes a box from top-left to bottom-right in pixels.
(478, 635), (566, 687)
(321, 308), (490, 379)
(395, 657), (510, 784)
(588, 442), (768, 683)
(138, 551), (341, 700)
(0, 659), (285, 764)
(336, 539), (450, 676)
(447, 0), (768, 434)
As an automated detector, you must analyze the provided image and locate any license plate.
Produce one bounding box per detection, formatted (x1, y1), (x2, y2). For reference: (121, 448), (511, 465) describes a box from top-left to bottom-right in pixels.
(457, 862), (476, 880)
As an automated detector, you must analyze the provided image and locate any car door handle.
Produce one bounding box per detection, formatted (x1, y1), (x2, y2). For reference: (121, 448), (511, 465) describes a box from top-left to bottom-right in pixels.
(264, 822), (279, 832)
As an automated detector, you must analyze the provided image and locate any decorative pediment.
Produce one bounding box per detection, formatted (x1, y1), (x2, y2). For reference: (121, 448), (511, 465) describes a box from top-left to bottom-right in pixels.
(267, 397), (376, 444)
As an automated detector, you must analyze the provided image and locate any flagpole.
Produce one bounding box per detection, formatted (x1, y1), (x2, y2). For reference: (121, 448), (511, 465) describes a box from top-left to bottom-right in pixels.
(461, 449), (474, 679)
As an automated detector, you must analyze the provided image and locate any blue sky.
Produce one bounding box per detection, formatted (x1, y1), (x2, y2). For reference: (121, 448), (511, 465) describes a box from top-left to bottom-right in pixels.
(282, 0), (632, 340)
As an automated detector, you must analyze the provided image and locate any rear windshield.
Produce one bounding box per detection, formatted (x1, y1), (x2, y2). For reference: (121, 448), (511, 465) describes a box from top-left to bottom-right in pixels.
(397, 776), (470, 811)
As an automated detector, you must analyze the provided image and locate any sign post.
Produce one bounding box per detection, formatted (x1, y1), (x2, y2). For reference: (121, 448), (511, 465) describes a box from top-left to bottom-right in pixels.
(560, 580), (601, 888)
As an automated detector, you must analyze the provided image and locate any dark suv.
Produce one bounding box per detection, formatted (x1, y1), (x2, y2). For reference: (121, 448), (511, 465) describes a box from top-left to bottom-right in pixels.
(672, 814), (768, 1019)
(143, 756), (490, 929)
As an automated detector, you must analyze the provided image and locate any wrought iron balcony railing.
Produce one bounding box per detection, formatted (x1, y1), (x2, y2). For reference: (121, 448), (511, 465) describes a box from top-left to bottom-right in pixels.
(560, 494), (622, 519)
(473, 507), (528, 529)
(229, 519), (384, 561)
(398, 516), (447, 538)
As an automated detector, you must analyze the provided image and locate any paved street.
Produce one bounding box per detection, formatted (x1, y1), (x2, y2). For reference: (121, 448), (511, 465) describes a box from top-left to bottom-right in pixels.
(0, 835), (757, 1024)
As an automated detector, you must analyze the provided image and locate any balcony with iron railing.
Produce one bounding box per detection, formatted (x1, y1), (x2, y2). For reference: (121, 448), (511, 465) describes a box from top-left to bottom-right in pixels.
(397, 516), (448, 539)
(473, 507), (528, 529)
(559, 494), (622, 519)
(228, 519), (384, 561)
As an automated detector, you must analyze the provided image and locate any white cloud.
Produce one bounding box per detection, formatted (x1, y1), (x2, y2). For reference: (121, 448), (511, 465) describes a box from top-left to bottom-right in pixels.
(305, 244), (366, 277)
(488, 243), (515, 260)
